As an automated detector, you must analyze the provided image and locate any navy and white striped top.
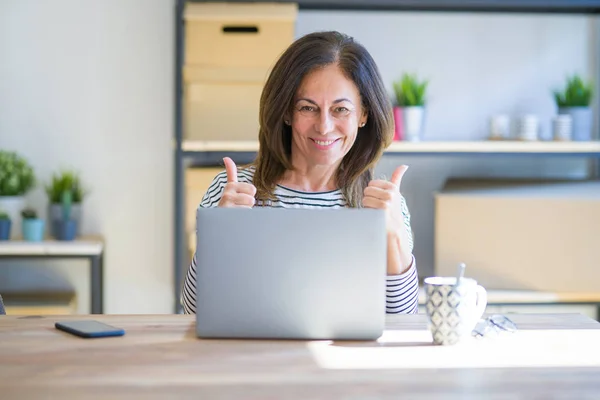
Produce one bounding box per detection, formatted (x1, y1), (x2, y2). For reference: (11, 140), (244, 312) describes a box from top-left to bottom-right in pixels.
(182, 167), (419, 315)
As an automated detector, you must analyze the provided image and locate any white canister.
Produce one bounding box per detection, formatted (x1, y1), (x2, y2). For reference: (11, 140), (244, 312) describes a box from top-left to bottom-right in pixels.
(552, 114), (573, 141)
(489, 115), (510, 140)
(516, 115), (539, 141)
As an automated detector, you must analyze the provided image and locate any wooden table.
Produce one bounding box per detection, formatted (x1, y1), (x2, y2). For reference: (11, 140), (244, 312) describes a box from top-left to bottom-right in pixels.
(1, 314), (600, 399)
(0, 237), (104, 313)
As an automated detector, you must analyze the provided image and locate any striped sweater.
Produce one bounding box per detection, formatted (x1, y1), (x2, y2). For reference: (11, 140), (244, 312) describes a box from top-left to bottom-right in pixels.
(182, 167), (420, 315)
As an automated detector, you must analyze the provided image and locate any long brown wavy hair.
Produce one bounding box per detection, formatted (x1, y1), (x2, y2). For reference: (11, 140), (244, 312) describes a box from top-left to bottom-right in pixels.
(253, 31), (394, 207)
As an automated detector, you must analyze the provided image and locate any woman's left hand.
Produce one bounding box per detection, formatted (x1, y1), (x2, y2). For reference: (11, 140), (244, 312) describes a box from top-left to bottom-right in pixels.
(362, 165), (413, 274)
(362, 165), (409, 233)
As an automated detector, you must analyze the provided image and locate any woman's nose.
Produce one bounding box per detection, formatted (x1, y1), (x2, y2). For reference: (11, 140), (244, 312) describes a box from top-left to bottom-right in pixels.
(315, 112), (334, 135)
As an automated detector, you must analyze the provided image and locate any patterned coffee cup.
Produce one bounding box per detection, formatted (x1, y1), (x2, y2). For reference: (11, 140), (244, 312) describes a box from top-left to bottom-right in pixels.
(424, 277), (487, 345)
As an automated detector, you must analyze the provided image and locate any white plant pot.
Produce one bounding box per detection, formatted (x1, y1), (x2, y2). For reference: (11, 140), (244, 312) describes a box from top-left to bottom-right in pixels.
(402, 106), (426, 142)
(558, 106), (592, 141)
(0, 196), (25, 239)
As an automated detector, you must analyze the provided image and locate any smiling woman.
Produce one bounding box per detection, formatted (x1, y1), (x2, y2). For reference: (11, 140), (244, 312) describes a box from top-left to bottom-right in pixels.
(182, 31), (419, 316)
(254, 31), (393, 207)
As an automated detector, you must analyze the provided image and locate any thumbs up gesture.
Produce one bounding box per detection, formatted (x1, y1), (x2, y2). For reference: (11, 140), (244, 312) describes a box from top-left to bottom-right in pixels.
(363, 165), (409, 225)
(217, 157), (257, 208)
(363, 165), (411, 236)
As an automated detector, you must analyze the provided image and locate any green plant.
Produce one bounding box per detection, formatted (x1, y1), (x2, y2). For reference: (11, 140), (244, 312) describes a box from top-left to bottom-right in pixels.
(553, 74), (594, 107)
(45, 170), (86, 204)
(21, 208), (37, 220)
(0, 211), (9, 220)
(393, 73), (429, 107)
(0, 151), (35, 196)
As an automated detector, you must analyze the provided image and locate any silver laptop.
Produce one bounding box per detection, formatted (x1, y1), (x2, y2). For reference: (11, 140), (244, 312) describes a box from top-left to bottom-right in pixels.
(195, 207), (387, 340)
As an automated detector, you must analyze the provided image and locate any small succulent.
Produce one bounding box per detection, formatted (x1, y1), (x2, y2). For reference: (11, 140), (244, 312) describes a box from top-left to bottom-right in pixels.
(393, 73), (429, 107)
(21, 208), (37, 220)
(45, 170), (86, 204)
(553, 74), (594, 108)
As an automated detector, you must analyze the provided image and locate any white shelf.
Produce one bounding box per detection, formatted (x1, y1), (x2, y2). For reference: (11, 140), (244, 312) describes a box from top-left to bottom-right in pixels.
(182, 140), (600, 154)
(386, 140), (600, 153)
(0, 237), (104, 256)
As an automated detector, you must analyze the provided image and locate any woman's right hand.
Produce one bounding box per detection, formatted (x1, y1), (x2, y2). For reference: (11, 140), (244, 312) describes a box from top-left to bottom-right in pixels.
(218, 157), (257, 208)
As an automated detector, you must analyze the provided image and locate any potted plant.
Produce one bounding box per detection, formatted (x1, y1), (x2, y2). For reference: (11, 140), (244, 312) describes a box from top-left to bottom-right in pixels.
(52, 190), (77, 241)
(0, 211), (11, 241)
(393, 73), (429, 142)
(0, 150), (35, 239)
(553, 74), (594, 141)
(21, 207), (45, 242)
(45, 170), (86, 238)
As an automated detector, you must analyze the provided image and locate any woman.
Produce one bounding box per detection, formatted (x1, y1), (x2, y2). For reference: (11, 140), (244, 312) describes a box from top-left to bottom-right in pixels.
(182, 31), (418, 315)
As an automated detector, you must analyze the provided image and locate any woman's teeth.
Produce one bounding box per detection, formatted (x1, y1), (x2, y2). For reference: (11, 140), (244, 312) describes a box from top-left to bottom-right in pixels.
(314, 139), (336, 146)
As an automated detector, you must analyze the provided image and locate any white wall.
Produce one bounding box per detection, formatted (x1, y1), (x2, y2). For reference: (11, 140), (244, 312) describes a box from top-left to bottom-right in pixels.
(298, 11), (594, 141)
(0, 0), (174, 314)
(0, 3), (596, 312)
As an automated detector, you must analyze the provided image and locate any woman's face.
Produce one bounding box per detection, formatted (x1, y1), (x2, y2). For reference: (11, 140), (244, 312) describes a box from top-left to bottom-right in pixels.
(289, 64), (367, 169)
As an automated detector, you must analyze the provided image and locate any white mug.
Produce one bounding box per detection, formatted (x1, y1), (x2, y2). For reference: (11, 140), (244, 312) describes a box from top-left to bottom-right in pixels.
(424, 277), (487, 345)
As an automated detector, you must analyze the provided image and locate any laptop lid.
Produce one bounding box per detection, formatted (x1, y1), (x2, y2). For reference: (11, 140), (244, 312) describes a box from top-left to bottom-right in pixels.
(195, 207), (387, 340)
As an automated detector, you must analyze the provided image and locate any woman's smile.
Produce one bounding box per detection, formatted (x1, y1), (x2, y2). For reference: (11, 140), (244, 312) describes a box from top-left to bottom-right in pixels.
(310, 137), (341, 150)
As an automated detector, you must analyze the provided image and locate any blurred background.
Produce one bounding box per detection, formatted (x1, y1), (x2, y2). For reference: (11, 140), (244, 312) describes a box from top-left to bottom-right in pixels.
(0, 0), (598, 317)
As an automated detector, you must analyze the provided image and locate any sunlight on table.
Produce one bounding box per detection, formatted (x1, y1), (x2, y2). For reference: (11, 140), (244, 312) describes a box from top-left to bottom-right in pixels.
(306, 329), (600, 369)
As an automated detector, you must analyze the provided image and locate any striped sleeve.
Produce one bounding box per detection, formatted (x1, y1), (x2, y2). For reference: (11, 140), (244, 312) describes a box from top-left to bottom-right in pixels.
(386, 256), (419, 314)
(400, 194), (414, 253)
(199, 171), (227, 208)
(182, 251), (198, 314)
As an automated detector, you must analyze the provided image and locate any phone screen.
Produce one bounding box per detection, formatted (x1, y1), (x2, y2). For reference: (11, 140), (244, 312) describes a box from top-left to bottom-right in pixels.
(55, 320), (125, 338)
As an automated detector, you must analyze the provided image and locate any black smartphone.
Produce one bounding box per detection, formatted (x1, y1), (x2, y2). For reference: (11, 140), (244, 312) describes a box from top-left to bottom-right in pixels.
(55, 320), (125, 338)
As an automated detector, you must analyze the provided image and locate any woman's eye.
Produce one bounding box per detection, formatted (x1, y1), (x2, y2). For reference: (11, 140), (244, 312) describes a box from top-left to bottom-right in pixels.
(300, 106), (315, 112)
(334, 107), (351, 115)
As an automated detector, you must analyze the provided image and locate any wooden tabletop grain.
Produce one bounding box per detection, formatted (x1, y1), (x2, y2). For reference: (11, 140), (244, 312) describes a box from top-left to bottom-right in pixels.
(1, 313), (600, 399)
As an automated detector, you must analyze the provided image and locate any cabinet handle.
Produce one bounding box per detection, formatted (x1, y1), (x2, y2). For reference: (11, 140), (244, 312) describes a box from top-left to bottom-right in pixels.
(222, 26), (259, 34)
